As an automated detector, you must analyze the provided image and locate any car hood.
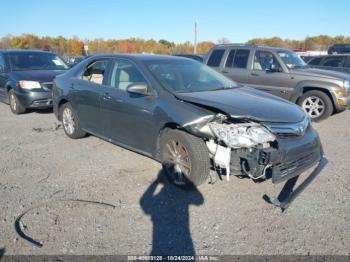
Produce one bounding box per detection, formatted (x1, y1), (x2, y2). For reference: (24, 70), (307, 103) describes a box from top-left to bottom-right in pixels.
(10, 70), (66, 82)
(292, 67), (350, 80)
(175, 87), (305, 123)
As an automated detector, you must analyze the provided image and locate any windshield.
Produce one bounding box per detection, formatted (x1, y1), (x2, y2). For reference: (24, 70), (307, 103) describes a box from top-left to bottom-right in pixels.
(145, 59), (238, 93)
(8, 52), (69, 71)
(277, 51), (307, 69)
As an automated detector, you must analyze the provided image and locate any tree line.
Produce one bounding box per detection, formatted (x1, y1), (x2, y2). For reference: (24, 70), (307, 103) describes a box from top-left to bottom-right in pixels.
(0, 34), (214, 56)
(0, 34), (349, 57)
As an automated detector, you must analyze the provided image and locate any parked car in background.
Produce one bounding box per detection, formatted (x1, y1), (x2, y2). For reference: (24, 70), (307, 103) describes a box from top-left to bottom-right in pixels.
(307, 54), (350, 74)
(173, 54), (204, 63)
(0, 50), (68, 114)
(205, 44), (350, 121)
(328, 44), (350, 55)
(53, 54), (326, 209)
(68, 56), (90, 66)
(300, 56), (314, 63)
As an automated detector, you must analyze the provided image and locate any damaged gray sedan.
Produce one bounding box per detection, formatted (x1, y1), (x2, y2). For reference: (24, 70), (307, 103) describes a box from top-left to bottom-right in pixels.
(53, 54), (327, 209)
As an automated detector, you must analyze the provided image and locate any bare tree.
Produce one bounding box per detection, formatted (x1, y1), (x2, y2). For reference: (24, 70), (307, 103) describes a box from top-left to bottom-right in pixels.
(218, 37), (230, 44)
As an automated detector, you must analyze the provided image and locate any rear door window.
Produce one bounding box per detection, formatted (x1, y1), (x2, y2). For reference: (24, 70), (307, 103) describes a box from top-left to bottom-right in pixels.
(207, 49), (225, 67)
(232, 49), (250, 69)
(321, 56), (346, 67)
(225, 49), (236, 67)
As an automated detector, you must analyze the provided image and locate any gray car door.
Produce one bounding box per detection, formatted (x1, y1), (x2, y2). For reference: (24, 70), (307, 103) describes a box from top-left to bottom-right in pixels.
(220, 49), (250, 84)
(69, 59), (111, 134)
(246, 50), (295, 100)
(99, 59), (158, 153)
(0, 54), (7, 102)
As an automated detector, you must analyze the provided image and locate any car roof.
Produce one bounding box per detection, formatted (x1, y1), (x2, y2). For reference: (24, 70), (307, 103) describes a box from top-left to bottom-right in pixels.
(213, 43), (291, 52)
(85, 53), (196, 62)
(0, 49), (54, 54)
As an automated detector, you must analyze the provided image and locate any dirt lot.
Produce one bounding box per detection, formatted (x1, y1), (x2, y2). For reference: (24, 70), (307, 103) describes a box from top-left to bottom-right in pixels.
(0, 102), (349, 256)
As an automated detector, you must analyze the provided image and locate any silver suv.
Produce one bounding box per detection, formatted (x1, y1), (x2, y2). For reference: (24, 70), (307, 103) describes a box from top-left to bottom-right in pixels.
(205, 44), (350, 121)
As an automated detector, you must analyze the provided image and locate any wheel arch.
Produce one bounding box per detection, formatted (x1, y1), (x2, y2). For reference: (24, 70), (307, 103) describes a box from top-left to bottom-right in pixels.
(4, 83), (15, 102)
(298, 86), (336, 113)
(155, 122), (184, 160)
(57, 98), (69, 120)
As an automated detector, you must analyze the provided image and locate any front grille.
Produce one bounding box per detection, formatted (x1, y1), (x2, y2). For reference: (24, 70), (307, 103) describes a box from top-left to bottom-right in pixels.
(275, 133), (300, 139)
(265, 117), (310, 139)
(40, 82), (53, 91)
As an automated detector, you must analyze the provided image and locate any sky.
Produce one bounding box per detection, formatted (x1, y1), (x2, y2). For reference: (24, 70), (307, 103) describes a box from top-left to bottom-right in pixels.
(1, 0), (349, 43)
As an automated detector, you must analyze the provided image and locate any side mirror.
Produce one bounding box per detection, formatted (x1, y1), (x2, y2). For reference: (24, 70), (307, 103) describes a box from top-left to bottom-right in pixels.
(126, 83), (149, 95)
(268, 64), (282, 73)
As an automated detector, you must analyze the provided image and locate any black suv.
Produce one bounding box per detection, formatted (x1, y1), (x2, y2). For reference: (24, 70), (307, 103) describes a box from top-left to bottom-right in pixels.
(328, 44), (350, 55)
(0, 50), (68, 114)
(308, 54), (350, 74)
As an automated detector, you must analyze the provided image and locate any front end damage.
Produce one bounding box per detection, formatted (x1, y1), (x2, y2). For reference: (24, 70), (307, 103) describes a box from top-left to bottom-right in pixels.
(183, 113), (327, 210)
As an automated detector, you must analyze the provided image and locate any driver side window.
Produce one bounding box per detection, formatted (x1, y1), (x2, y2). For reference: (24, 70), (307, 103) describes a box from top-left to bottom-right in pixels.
(81, 60), (108, 85)
(253, 51), (280, 71)
(110, 60), (146, 91)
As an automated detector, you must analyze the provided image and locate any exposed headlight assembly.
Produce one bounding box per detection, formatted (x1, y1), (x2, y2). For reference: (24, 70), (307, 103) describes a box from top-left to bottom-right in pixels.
(209, 122), (276, 148)
(19, 81), (41, 90)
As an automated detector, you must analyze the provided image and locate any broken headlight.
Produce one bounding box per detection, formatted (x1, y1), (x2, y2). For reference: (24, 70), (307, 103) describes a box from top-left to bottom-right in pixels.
(209, 122), (276, 148)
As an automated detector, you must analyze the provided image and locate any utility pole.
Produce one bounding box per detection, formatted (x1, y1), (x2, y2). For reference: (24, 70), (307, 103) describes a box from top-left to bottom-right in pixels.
(194, 21), (197, 54)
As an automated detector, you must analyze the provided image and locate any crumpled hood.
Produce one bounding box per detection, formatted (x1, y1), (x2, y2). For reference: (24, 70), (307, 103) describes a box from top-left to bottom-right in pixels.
(292, 67), (350, 80)
(175, 87), (305, 123)
(10, 70), (66, 82)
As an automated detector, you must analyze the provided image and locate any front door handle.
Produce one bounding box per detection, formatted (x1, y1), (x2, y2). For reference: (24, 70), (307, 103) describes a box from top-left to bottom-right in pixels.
(221, 70), (229, 74)
(251, 72), (260, 76)
(102, 93), (111, 100)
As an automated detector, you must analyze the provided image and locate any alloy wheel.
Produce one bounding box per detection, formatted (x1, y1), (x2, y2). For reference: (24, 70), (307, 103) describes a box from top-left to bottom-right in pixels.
(62, 107), (75, 135)
(302, 96), (325, 118)
(163, 140), (191, 185)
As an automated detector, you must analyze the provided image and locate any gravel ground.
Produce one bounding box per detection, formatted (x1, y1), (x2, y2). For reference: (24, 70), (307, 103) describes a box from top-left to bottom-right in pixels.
(0, 102), (349, 256)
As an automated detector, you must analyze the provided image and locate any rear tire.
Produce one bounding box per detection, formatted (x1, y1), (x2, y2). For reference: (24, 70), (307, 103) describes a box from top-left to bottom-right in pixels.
(298, 90), (333, 122)
(8, 90), (26, 114)
(60, 102), (86, 139)
(159, 129), (210, 187)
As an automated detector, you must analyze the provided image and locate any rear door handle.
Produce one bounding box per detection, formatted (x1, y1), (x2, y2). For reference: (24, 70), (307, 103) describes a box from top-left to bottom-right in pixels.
(221, 70), (229, 74)
(251, 73), (260, 76)
(102, 92), (111, 100)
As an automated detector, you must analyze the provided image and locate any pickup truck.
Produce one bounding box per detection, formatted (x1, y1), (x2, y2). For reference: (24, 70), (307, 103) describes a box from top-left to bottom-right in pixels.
(205, 44), (350, 121)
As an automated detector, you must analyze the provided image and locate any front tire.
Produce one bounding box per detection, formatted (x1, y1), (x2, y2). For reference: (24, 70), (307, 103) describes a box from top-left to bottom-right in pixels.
(159, 129), (210, 187)
(298, 90), (333, 122)
(60, 102), (86, 139)
(8, 90), (26, 114)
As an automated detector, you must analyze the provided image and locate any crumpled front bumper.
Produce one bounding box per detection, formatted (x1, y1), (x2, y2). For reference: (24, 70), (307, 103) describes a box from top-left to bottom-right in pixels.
(264, 157), (327, 210)
(268, 125), (323, 184)
(263, 125), (327, 210)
